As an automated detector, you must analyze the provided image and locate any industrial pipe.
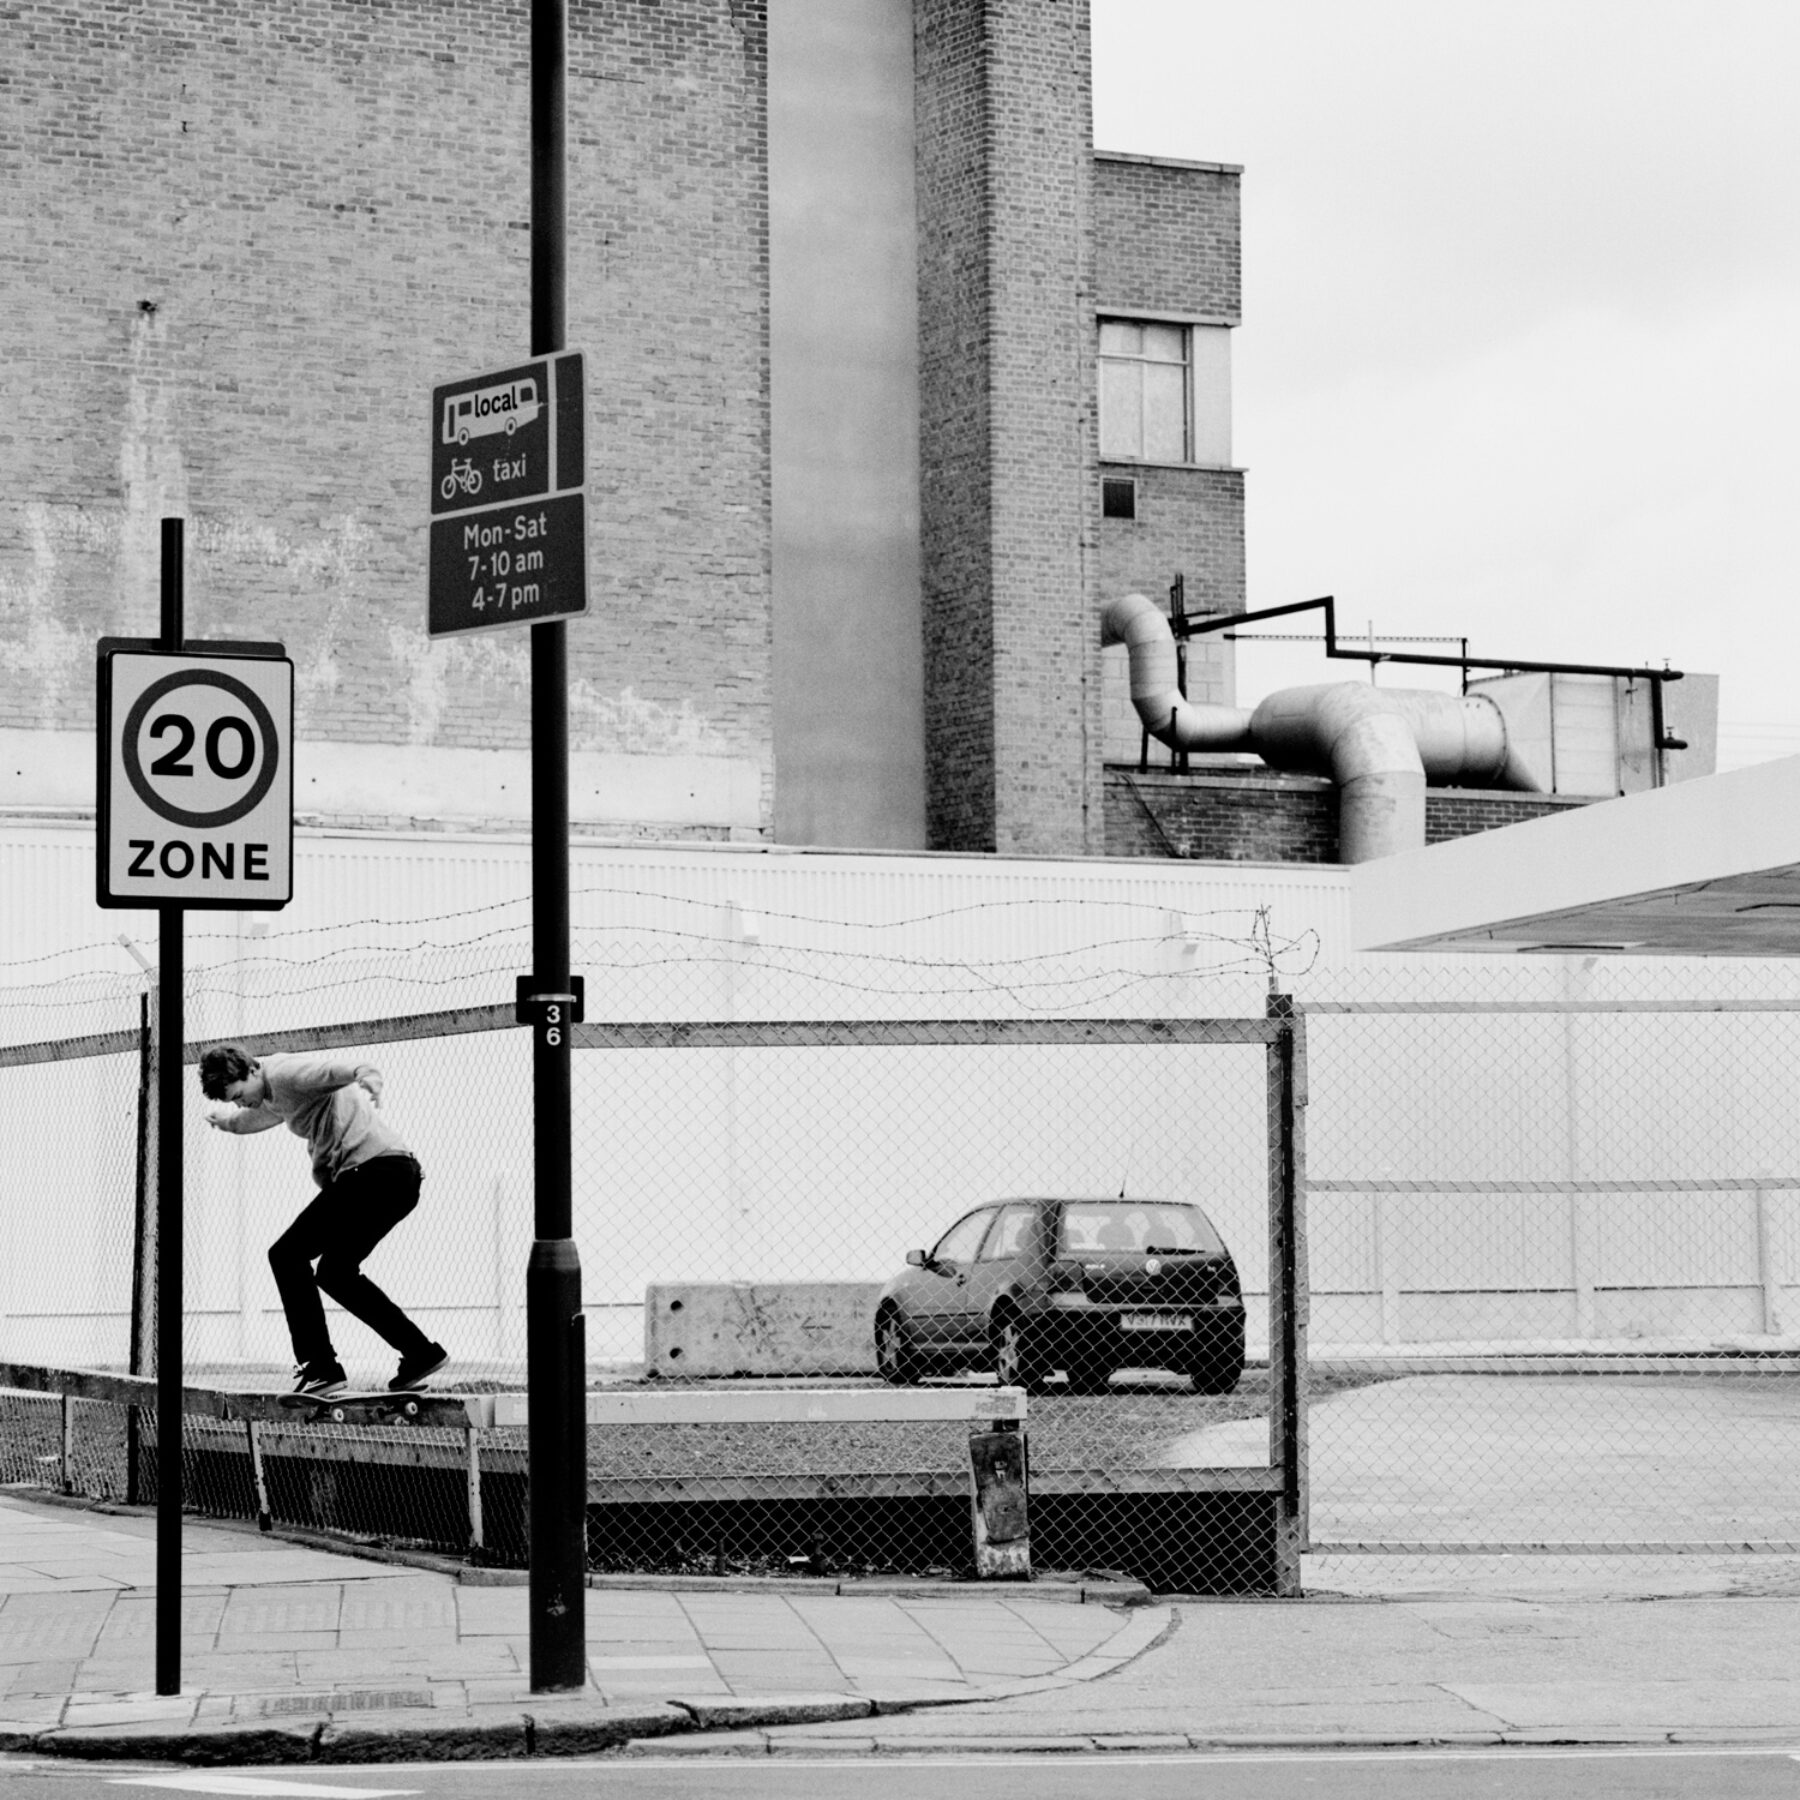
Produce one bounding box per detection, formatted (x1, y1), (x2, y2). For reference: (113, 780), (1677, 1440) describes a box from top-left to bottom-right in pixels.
(1101, 592), (1545, 861)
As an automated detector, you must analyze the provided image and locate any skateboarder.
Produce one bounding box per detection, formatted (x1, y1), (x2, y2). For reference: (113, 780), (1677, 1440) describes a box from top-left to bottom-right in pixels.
(198, 1043), (448, 1400)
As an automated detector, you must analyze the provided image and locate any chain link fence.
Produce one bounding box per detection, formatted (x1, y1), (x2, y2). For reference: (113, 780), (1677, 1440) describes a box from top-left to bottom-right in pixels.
(4, 885), (1798, 1591)
(1291, 960), (1800, 1584)
(0, 892), (1307, 1593)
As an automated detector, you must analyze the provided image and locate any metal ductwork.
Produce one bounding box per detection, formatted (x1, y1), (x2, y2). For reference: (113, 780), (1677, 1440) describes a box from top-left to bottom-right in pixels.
(1101, 592), (1546, 862)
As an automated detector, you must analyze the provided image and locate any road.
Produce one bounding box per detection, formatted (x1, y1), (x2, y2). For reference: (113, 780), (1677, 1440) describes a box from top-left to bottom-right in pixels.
(6, 1748), (1800, 1800)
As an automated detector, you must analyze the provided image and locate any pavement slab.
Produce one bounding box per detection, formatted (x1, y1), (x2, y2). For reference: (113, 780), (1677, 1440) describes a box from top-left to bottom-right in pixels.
(6, 1487), (1799, 1763)
(0, 1490), (1173, 1763)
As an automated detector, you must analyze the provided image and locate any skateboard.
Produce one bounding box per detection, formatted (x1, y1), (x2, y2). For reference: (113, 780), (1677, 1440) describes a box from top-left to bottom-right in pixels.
(277, 1387), (445, 1426)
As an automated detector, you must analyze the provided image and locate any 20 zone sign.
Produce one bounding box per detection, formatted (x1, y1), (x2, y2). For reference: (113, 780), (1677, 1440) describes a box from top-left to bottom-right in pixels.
(97, 646), (294, 910)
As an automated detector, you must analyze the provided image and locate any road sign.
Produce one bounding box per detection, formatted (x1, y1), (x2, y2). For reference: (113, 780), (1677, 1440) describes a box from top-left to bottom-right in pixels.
(429, 352), (586, 637)
(429, 492), (586, 637)
(97, 643), (294, 910)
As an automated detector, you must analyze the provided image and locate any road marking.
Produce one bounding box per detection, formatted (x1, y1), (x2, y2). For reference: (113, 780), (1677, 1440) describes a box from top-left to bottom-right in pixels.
(111, 1779), (420, 1797)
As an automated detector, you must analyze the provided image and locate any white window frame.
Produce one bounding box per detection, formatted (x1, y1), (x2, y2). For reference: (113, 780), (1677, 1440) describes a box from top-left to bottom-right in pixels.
(1097, 311), (1234, 469)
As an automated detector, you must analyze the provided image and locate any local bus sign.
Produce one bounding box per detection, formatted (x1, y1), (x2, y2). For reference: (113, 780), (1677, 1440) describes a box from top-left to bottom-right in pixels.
(96, 641), (294, 909)
(428, 352), (586, 637)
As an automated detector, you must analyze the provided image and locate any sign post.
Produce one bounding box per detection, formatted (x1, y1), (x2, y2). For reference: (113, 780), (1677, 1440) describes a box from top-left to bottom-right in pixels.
(523, 0), (587, 1696)
(96, 521), (293, 1696)
(154, 524), (184, 1703)
(423, 0), (586, 1694)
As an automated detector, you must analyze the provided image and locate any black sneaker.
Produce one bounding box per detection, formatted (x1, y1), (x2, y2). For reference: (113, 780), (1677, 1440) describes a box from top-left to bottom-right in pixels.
(290, 1360), (347, 1400)
(390, 1343), (449, 1392)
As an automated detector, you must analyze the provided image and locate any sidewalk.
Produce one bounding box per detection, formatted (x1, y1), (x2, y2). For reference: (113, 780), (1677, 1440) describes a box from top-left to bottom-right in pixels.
(4, 1489), (1799, 1765)
(0, 1490), (1167, 1763)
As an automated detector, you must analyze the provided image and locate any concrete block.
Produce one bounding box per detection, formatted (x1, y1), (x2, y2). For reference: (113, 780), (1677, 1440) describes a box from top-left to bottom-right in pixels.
(643, 1283), (884, 1377)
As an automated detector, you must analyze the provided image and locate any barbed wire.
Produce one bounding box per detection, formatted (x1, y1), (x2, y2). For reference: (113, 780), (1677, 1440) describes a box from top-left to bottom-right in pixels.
(0, 890), (1321, 1034)
(0, 888), (1316, 970)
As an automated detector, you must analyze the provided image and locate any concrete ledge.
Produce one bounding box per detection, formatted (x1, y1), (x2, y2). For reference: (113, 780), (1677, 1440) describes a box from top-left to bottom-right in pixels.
(643, 1283), (883, 1377)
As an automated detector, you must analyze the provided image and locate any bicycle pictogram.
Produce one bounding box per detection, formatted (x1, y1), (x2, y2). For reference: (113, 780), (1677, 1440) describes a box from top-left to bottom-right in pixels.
(440, 457), (483, 501)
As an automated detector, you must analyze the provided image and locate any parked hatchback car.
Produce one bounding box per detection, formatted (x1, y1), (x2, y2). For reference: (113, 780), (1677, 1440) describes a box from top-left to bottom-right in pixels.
(875, 1197), (1246, 1394)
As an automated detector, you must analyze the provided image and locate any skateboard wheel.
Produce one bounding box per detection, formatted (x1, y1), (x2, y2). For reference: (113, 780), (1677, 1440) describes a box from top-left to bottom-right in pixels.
(401, 1400), (419, 1418)
(329, 1406), (346, 1424)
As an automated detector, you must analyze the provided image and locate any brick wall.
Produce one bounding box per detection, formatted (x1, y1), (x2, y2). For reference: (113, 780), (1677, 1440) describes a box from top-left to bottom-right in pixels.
(1, 0), (772, 819)
(913, 0), (996, 852)
(1104, 769), (1596, 863)
(915, 0), (1100, 856)
(1425, 791), (1592, 843)
(1106, 770), (1338, 863)
(1098, 467), (1245, 622)
(1093, 154), (1240, 320)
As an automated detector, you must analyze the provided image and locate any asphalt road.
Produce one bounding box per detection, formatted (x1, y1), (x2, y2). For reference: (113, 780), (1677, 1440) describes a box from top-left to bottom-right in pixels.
(6, 1748), (1800, 1800)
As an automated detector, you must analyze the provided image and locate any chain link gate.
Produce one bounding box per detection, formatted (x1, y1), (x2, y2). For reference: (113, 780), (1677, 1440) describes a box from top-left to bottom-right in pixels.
(569, 1003), (1306, 1595)
(1296, 979), (1800, 1580)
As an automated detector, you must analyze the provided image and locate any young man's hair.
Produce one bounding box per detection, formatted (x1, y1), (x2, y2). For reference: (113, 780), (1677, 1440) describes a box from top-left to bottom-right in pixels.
(198, 1042), (256, 1101)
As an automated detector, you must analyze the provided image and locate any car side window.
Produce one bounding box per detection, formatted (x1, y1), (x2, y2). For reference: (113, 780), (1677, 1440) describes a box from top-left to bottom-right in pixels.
(977, 1204), (1035, 1262)
(932, 1209), (995, 1266)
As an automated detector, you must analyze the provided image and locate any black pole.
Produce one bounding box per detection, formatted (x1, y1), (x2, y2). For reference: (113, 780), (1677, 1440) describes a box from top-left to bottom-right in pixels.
(527, 0), (586, 1693)
(155, 517), (185, 1697)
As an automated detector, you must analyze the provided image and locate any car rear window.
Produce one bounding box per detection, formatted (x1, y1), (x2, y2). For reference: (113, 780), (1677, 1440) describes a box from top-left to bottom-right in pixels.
(1057, 1202), (1224, 1256)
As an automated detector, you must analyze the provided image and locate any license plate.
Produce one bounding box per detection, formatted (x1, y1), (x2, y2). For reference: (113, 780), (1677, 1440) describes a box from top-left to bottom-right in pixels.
(1119, 1311), (1193, 1332)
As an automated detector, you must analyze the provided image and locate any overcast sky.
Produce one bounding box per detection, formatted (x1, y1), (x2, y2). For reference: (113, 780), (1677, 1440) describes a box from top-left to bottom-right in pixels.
(1091, 0), (1800, 767)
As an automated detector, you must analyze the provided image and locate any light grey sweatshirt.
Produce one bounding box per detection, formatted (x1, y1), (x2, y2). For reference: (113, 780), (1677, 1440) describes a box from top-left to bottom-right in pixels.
(215, 1051), (411, 1186)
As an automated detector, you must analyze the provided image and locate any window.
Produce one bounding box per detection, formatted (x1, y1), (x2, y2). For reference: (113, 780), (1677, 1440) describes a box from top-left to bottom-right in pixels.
(1057, 1202), (1224, 1257)
(932, 1209), (996, 1267)
(978, 1204), (1037, 1262)
(1100, 320), (1188, 461)
(1098, 319), (1232, 465)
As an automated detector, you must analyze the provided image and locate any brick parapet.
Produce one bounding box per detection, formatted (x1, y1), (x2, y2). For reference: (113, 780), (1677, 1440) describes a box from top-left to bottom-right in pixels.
(1104, 769), (1596, 864)
(1094, 154), (1240, 321)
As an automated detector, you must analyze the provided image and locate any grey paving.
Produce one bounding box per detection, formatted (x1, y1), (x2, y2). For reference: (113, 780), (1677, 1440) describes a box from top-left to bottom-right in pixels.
(0, 1491), (1164, 1760)
(3, 1489), (1799, 1763)
(1165, 1373), (1800, 1549)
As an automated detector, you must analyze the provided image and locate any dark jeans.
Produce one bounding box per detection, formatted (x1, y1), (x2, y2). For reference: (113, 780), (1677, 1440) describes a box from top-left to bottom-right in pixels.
(269, 1154), (432, 1368)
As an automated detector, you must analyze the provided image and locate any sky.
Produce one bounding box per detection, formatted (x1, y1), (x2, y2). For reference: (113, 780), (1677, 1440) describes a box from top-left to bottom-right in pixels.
(1090, 0), (1800, 769)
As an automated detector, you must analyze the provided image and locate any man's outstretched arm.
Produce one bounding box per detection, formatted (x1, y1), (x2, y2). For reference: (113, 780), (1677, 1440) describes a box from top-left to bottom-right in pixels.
(206, 1103), (284, 1135)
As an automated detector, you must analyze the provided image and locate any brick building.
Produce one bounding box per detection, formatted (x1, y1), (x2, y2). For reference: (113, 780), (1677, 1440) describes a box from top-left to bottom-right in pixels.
(1, 0), (1270, 861)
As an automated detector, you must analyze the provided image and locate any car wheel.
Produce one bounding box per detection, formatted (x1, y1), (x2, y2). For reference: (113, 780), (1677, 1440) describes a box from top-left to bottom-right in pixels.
(874, 1308), (918, 1386)
(1188, 1346), (1244, 1395)
(990, 1310), (1048, 1393)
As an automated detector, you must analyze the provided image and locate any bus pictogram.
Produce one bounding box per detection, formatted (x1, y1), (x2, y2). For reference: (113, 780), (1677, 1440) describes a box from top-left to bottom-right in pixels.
(442, 377), (540, 446)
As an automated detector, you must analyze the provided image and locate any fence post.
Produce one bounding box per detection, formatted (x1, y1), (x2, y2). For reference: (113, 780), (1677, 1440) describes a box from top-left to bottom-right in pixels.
(1757, 1189), (1786, 1337)
(1266, 991), (1309, 1595)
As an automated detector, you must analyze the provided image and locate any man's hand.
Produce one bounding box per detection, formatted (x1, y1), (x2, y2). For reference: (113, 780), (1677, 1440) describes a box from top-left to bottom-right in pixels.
(357, 1067), (384, 1108)
(203, 1104), (236, 1131)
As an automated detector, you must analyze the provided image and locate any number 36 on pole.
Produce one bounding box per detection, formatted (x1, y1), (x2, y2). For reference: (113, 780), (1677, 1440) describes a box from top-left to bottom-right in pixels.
(96, 639), (295, 911)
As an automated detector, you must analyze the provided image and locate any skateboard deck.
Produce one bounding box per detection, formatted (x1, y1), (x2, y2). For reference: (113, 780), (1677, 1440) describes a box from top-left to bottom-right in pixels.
(276, 1387), (450, 1426)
